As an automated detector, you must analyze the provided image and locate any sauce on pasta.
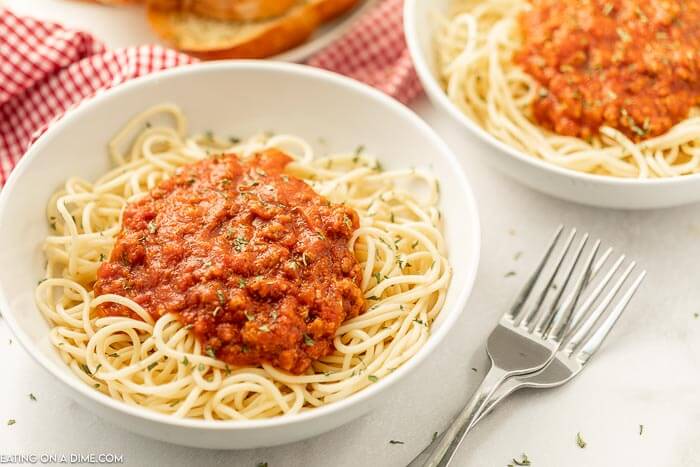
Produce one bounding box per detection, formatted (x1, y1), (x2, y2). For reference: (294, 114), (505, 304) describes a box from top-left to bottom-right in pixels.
(95, 149), (365, 375)
(517, 0), (700, 141)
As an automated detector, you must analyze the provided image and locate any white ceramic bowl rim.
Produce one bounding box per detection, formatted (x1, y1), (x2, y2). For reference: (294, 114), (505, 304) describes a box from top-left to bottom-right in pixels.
(0, 61), (480, 431)
(403, 0), (700, 189)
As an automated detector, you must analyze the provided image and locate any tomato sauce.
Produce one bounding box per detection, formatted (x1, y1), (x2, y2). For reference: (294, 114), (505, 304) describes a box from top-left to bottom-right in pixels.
(94, 150), (365, 374)
(517, 0), (700, 140)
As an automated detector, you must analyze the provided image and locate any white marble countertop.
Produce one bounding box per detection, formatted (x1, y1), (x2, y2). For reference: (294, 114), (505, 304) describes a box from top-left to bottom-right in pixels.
(2, 1), (700, 466)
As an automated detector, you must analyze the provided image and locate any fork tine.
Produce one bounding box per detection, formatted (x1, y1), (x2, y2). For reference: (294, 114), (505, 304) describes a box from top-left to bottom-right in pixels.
(507, 225), (564, 320)
(539, 238), (599, 340)
(590, 247), (613, 280)
(564, 253), (625, 341)
(550, 243), (610, 337)
(565, 260), (636, 353)
(518, 228), (577, 327)
(577, 270), (646, 361)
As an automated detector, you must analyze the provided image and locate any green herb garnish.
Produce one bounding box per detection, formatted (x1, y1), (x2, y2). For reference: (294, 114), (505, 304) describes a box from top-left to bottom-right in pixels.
(233, 236), (248, 252)
(512, 453), (531, 466)
(217, 290), (226, 306)
(304, 334), (314, 346)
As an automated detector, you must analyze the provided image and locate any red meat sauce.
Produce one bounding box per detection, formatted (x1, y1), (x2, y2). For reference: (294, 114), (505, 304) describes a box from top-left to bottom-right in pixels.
(94, 149), (365, 374)
(517, 0), (700, 141)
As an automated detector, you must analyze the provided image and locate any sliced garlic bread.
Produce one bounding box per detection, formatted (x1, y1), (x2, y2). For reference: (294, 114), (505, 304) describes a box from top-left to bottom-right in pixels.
(147, 0), (360, 59)
(146, 0), (298, 21)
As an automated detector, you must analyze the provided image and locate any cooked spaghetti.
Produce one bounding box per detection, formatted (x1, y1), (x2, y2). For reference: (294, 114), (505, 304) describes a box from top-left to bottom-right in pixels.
(36, 104), (451, 420)
(436, 0), (700, 178)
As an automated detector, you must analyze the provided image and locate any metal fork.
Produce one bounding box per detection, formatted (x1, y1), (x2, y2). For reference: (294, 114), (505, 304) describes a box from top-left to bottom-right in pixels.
(411, 228), (646, 467)
(472, 251), (646, 425)
(418, 226), (598, 467)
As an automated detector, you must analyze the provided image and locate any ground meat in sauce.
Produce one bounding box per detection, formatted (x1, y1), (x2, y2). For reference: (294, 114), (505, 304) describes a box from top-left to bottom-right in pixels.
(94, 149), (365, 374)
(517, 0), (700, 141)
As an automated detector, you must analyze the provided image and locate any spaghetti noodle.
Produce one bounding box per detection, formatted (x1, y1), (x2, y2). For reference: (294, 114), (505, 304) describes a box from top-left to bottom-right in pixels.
(436, 0), (700, 178)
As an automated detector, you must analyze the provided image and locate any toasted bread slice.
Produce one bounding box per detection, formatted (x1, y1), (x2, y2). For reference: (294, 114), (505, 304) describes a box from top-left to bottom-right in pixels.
(76, 0), (141, 4)
(146, 0), (298, 21)
(147, 0), (360, 59)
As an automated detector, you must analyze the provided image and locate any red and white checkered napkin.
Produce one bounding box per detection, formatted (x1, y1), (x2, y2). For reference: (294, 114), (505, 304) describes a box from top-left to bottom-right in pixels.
(0, 0), (422, 186)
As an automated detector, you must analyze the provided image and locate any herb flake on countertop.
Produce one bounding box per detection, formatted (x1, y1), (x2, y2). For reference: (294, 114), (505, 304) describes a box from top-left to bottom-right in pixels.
(389, 440), (404, 445)
(639, 424), (644, 435)
(29, 393), (37, 401)
(511, 453), (531, 466)
(504, 271), (516, 278)
(257, 463), (268, 467)
(7, 419), (15, 426)
(576, 432), (586, 448)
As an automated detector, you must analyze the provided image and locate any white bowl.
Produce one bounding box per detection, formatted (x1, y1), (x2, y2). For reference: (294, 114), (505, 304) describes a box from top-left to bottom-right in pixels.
(404, 0), (700, 209)
(0, 62), (480, 449)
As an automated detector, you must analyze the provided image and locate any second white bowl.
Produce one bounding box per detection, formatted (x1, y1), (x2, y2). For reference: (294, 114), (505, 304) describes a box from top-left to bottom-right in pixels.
(404, 0), (700, 209)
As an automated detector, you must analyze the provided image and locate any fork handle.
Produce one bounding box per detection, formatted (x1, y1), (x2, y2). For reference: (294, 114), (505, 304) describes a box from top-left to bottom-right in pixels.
(421, 365), (509, 467)
(473, 375), (520, 426)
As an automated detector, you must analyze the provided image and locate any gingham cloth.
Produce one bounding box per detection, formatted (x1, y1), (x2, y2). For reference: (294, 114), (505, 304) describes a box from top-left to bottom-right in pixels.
(0, 0), (422, 186)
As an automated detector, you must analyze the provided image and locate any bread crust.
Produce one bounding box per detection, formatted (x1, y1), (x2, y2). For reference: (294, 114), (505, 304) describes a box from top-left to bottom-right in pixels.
(147, 0), (360, 59)
(146, 0), (298, 21)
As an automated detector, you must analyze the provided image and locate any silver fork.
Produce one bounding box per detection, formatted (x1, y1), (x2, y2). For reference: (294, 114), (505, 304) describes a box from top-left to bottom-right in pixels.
(472, 251), (646, 425)
(418, 226), (598, 467)
(411, 229), (646, 467)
